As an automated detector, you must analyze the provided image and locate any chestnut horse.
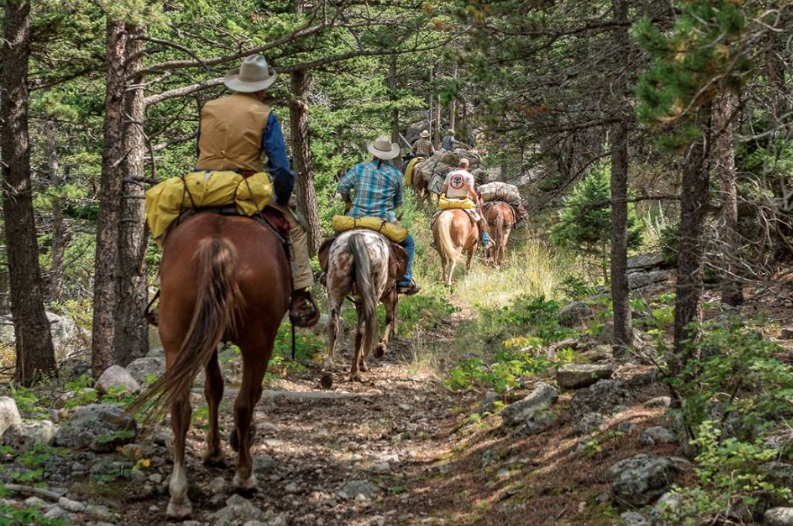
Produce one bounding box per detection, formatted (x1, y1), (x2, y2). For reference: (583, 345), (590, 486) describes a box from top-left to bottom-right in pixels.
(322, 230), (405, 383)
(128, 213), (291, 519)
(433, 209), (479, 286)
(485, 202), (516, 266)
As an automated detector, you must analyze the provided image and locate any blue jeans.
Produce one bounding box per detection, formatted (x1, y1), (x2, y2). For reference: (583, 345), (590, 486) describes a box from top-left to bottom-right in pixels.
(398, 234), (415, 285)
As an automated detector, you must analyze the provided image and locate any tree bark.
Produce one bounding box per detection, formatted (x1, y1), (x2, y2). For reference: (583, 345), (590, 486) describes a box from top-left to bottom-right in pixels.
(610, 0), (633, 352)
(113, 22), (149, 366)
(289, 69), (322, 256)
(449, 58), (458, 132)
(714, 91), (742, 306)
(671, 116), (712, 378)
(389, 54), (399, 144)
(91, 19), (127, 377)
(45, 120), (67, 303)
(1, 0), (57, 385)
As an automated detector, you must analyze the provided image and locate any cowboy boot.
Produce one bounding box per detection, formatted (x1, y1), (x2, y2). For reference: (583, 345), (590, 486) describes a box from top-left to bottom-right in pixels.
(290, 288), (319, 328)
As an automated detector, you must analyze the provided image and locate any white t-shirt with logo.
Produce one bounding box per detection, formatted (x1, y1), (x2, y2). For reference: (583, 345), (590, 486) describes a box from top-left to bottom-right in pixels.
(444, 169), (474, 199)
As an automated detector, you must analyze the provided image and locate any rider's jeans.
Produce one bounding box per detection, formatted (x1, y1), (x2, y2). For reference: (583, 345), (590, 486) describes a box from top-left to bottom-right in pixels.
(270, 202), (314, 290)
(398, 234), (415, 285)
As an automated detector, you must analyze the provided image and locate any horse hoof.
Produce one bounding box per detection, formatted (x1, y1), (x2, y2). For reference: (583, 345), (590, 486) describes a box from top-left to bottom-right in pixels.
(203, 451), (226, 468)
(320, 373), (334, 389)
(233, 474), (259, 496)
(349, 374), (362, 383)
(166, 500), (193, 520)
(359, 362), (368, 372)
(373, 344), (386, 359)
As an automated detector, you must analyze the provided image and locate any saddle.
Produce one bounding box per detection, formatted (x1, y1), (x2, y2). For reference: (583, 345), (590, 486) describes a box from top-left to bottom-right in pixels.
(431, 208), (479, 229)
(318, 232), (409, 283)
(171, 204), (291, 244)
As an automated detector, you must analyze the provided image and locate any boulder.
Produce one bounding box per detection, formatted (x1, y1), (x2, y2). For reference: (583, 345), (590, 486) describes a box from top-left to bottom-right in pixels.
(0, 312), (90, 363)
(125, 357), (164, 386)
(628, 270), (672, 291)
(606, 454), (689, 508)
(211, 494), (271, 525)
(95, 365), (140, 395)
(627, 253), (665, 271)
(557, 301), (593, 327)
(53, 403), (137, 452)
(570, 380), (629, 419)
(556, 364), (614, 389)
(501, 383), (558, 435)
(639, 427), (676, 446)
(650, 492), (688, 526)
(759, 462), (793, 507)
(573, 412), (605, 436)
(2, 420), (57, 452)
(0, 397), (22, 435)
(643, 396), (671, 409)
(621, 511), (649, 526)
(766, 507), (793, 526)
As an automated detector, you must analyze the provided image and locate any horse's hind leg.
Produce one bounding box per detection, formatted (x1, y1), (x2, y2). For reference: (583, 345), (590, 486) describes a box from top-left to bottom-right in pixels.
(203, 349), (225, 466)
(350, 305), (365, 380)
(376, 290), (397, 358)
(231, 335), (271, 493)
(324, 295), (344, 370)
(166, 386), (192, 518)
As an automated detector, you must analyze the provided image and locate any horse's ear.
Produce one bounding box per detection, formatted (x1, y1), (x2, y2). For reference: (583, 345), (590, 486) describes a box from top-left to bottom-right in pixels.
(388, 243), (409, 281)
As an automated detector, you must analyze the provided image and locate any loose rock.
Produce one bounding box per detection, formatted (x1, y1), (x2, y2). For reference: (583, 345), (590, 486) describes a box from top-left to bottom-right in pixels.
(95, 365), (140, 395)
(765, 507), (793, 526)
(0, 397), (22, 435)
(606, 454), (689, 508)
(2, 420), (57, 452)
(337, 480), (380, 500)
(621, 511), (649, 526)
(557, 301), (593, 327)
(53, 403), (137, 452)
(573, 412), (605, 436)
(125, 357), (164, 385)
(639, 427), (676, 446)
(556, 363), (614, 389)
(570, 380), (629, 419)
(501, 383), (558, 435)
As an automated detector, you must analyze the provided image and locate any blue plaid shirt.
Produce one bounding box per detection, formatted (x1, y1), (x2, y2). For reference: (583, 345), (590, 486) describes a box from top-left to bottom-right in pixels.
(337, 160), (403, 222)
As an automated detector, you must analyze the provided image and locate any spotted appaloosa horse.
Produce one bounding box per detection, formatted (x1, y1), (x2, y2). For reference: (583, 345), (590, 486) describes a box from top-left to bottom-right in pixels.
(323, 230), (406, 383)
(485, 201), (516, 266)
(127, 213), (291, 519)
(433, 209), (479, 286)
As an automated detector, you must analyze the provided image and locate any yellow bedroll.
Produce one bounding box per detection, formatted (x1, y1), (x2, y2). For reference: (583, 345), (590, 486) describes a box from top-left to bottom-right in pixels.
(145, 170), (273, 245)
(331, 215), (408, 243)
(403, 157), (423, 187)
(438, 195), (476, 210)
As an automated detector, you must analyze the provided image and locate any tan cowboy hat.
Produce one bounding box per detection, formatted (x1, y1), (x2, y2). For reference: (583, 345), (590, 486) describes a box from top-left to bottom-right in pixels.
(420, 130), (430, 138)
(367, 136), (400, 160)
(224, 55), (277, 93)
(447, 128), (455, 135)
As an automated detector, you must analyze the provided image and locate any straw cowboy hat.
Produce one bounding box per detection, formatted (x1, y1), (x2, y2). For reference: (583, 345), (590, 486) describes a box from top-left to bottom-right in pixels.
(367, 136), (400, 160)
(447, 129), (455, 135)
(224, 55), (277, 93)
(420, 130), (430, 138)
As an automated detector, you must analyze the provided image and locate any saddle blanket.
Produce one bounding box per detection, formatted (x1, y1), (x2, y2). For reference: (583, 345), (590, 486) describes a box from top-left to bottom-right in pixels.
(146, 170), (273, 245)
(432, 208), (480, 227)
(331, 215), (408, 243)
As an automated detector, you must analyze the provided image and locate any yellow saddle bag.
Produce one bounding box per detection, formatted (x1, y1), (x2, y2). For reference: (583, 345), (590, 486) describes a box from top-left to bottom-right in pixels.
(145, 170), (273, 245)
(438, 195), (476, 210)
(331, 215), (409, 243)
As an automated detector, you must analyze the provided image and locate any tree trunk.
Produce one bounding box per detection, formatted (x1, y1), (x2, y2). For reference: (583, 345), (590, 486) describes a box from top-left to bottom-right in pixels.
(671, 116), (712, 378)
(449, 58), (458, 132)
(0, 0), (57, 385)
(113, 23), (149, 366)
(389, 54), (399, 144)
(289, 69), (321, 256)
(610, 0), (633, 352)
(714, 91), (742, 306)
(434, 61), (443, 148)
(91, 19), (127, 377)
(46, 120), (67, 303)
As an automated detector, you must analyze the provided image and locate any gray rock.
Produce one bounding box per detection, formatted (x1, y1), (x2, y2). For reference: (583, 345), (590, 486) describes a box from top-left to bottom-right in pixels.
(95, 365), (140, 395)
(254, 455), (276, 474)
(617, 422), (639, 434)
(501, 383), (558, 435)
(765, 507), (793, 526)
(0, 397), (22, 435)
(621, 511), (649, 526)
(53, 403), (137, 452)
(643, 396), (671, 409)
(627, 252), (665, 271)
(146, 347), (165, 358)
(208, 476), (226, 494)
(606, 454), (689, 508)
(627, 369), (662, 388)
(58, 497), (86, 512)
(2, 420), (57, 452)
(640, 427), (676, 446)
(573, 412), (605, 436)
(211, 494), (270, 525)
(479, 391), (500, 415)
(556, 364), (614, 389)
(759, 462), (793, 507)
(44, 506), (73, 522)
(557, 301), (593, 327)
(0, 312), (90, 363)
(337, 480), (380, 500)
(650, 492), (687, 526)
(570, 380), (629, 419)
(125, 357), (164, 385)
(628, 270), (672, 290)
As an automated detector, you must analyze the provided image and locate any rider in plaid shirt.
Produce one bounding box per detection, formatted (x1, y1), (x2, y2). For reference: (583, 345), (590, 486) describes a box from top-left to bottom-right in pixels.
(337, 136), (420, 295)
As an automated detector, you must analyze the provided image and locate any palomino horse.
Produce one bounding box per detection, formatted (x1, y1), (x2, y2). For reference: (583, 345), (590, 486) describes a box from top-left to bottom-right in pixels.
(485, 202), (516, 266)
(321, 230), (407, 383)
(433, 209), (479, 286)
(128, 213), (291, 519)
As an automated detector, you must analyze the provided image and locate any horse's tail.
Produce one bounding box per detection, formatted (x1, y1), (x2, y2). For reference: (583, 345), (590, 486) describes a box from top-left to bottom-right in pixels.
(436, 211), (462, 264)
(126, 238), (244, 420)
(493, 208), (505, 255)
(348, 233), (378, 354)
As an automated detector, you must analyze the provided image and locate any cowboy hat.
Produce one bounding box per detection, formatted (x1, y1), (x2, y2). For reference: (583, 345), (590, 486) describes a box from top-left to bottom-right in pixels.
(224, 55), (277, 93)
(447, 128), (455, 135)
(420, 130), (430, 138)
(367, 136), (400, 160)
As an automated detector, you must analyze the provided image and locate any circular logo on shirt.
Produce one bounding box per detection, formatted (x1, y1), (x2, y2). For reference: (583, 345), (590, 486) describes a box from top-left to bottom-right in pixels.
(449, 174), (466, 190)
